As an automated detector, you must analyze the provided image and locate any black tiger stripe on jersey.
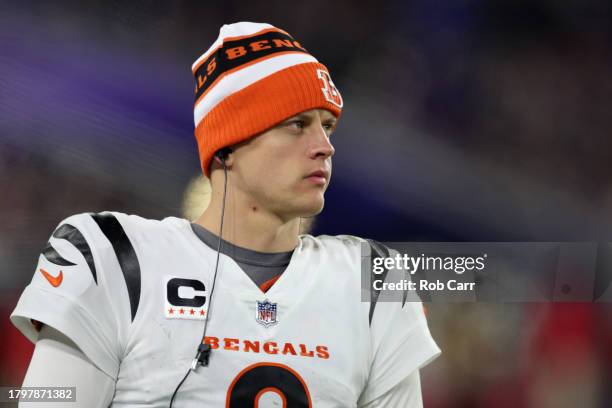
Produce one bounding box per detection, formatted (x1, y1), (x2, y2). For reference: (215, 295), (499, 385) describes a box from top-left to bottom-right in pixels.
(42, 223), (98, 284)
(90, 213), (141, 322)
(42, 242), (77, 267)
(50, 223), (98, 284)
(367, 240), (414, 324)
(368, 239), (390, 326)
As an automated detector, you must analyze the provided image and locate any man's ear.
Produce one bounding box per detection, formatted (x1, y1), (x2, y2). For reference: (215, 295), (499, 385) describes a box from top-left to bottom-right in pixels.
(213, 147), (234, 167)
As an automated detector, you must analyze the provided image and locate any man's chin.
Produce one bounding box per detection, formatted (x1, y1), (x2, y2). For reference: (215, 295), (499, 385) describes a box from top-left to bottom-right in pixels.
(301, 199), (325, 217)
(291, 195), (324, 218)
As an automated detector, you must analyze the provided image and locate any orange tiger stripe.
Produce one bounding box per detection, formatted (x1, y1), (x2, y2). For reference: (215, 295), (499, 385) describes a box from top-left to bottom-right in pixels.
(259, 275), (281, 293)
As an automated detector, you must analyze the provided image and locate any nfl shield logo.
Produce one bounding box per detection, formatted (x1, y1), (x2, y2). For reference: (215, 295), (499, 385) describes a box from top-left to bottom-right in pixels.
(255, 299), (278, 327)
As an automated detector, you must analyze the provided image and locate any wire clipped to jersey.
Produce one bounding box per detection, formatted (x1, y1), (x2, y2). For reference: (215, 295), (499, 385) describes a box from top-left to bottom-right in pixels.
(169, 159), (228, 407)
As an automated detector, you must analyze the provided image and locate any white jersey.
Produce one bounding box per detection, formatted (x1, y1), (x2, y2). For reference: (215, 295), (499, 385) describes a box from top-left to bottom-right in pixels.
(11, 211), (440, 407)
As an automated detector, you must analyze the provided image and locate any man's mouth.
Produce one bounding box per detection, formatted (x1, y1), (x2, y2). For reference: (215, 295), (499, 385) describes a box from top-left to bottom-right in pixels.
(305, 169), (328, 185)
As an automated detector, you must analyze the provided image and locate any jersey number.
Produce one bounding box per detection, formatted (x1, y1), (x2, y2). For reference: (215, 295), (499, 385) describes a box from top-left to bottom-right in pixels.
(226, 362), (312, 407)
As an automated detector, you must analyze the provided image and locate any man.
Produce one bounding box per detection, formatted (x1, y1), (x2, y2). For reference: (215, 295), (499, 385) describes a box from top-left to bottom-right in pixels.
(12, 22), (440, 407)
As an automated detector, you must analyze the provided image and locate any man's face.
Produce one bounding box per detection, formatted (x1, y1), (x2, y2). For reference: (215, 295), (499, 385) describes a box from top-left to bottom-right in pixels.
(230, 108), (337, 221)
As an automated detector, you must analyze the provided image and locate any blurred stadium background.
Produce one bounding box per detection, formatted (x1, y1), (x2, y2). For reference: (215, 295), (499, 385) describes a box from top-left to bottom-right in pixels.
(1, 1), (611, 406)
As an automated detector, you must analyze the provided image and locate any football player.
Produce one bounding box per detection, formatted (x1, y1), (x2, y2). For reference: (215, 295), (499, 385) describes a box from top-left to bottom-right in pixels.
(12, 22), (440, 407)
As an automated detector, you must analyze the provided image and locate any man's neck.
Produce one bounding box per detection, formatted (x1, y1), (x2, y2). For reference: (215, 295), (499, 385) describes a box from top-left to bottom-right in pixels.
(195, 196), (300, 253)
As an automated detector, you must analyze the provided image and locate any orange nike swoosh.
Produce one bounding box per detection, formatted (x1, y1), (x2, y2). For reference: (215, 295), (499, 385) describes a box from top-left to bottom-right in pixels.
(39, 268), (63, 287)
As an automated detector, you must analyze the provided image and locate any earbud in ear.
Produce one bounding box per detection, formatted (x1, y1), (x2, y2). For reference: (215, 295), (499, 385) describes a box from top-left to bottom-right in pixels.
(215, 147), (233, 161)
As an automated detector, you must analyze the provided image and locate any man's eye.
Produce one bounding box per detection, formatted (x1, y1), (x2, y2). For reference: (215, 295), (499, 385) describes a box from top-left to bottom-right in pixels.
(323, 122), (336, 133)
(288, 120), (305, 129)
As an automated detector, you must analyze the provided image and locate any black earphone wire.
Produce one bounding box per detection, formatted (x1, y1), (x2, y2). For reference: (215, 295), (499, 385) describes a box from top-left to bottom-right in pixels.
(169, 159), (228, 407)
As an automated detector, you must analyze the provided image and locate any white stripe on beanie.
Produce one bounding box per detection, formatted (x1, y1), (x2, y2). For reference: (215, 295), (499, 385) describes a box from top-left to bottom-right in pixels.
(193, 52), (318, 126)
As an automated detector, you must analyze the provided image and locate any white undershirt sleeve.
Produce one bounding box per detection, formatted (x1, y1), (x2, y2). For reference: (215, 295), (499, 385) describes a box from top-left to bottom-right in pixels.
(19, 325), (115, 408)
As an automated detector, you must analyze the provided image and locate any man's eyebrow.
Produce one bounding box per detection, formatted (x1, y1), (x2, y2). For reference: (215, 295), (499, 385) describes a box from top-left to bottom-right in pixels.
(322, 116), (337, 126)
(295, 112), (316, 121)
(281, 113), (311, 123)
(279, 112), (336, 125)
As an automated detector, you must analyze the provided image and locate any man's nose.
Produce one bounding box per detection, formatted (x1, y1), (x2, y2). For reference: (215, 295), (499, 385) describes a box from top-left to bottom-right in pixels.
(309, 125), (335, 159)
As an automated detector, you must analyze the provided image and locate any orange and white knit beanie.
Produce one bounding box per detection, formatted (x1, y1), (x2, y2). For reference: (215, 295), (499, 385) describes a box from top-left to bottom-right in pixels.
(192, 22), (343, 176)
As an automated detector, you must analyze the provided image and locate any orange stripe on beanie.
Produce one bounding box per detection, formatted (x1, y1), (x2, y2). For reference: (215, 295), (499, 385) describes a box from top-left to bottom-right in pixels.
(192, 22), (343, 177)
